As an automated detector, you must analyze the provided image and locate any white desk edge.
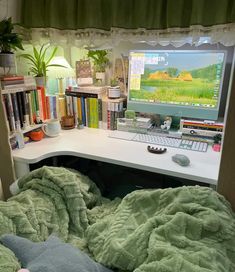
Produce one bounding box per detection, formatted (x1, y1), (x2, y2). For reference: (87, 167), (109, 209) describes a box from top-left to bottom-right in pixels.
(12, 128), (221, 185)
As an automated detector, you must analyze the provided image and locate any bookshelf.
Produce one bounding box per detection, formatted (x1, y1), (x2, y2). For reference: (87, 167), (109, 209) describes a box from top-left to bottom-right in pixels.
(0, 87), (15, 198)
(0, 80), (127, 198)
(0, 76), (41, 198)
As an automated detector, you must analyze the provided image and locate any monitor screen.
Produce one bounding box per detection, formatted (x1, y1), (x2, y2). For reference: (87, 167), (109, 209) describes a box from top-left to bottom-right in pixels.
(127, 50), (226, 120)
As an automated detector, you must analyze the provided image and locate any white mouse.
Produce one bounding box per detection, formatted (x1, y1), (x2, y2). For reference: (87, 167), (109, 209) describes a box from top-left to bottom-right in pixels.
(172, 154), (190, 167)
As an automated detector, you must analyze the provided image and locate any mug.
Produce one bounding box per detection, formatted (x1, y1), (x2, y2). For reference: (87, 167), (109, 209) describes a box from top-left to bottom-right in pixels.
(42, 119), (61, 137)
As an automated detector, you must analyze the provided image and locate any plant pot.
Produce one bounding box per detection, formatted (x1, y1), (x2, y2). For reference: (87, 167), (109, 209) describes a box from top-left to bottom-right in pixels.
(95, 72), (105, 85)
(61, 115), (75, 129)
(35, 76), (46, 87)
(0, 53), (16, 75)
(108, 86), (121, 99)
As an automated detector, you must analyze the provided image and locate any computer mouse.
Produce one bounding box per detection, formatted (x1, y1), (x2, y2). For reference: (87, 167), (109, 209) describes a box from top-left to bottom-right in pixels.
(172, 154), (190, 167)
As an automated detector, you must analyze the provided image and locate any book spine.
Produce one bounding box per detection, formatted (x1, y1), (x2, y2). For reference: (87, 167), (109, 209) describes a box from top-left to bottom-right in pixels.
(46, 96), (51, 119)
(55, 96), (59, 119)
(49, 96), (54, 119)
(73, 97), (78, 127)
(11, 93), (20, 128)
(107, 102), (111, 130)
(1, 76), (24, 81)
(80, 97), (86, 125)
(58, 96), (66, 119)
(102, 100), (108, 129)
(52, 96), (57, 119)
(98, 98), (102, 128)
(69, 96), (74, 116)
(6, 93), (16, 131)
(21, 91), (30, 127)
(33, 90), (39, 120)
(77, 97), (82, 121)
(86, 98), (91, 127)
(40, 87), (47, 120)
(66, 95), (71, 116)
(37, 88), (44, 121)
(65, 90), (98, 98)
(2, 94), (11, 132)
(92, 98), (99, 128)
(16, 92), (24, 127)
(27, 92), (34, 125)
(84, 98), (88, 127)
(1, 80), (24, 86)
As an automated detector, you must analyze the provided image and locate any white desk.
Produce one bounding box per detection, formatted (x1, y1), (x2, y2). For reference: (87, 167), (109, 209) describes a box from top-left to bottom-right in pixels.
(12, 128), (221, 185)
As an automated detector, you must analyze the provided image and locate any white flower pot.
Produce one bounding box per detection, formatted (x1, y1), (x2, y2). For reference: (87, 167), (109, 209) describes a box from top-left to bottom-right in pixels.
(108, 86), (121, 99)
(35, 76), (46, 87)
(95, 72), (105, 84)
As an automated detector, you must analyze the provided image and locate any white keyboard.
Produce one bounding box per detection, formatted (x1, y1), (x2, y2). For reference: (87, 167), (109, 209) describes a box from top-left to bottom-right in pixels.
(109, 131), (208, 152)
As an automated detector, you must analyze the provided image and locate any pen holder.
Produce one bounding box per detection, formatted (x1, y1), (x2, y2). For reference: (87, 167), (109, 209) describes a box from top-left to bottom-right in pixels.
(61, 116), (75, 129)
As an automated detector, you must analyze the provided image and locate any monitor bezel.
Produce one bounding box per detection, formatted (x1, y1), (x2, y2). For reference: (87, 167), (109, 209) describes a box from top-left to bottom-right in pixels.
(127, 49), (227, 120)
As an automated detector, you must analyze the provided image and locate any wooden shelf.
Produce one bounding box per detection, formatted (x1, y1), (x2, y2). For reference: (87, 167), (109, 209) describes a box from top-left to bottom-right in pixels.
(1, 85), (36, 94)
(9, 124), (43, 139)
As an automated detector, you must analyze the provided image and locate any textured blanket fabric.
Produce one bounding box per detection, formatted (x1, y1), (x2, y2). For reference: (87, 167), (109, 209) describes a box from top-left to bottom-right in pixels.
(1, 235), (112, 272)
(86, 187), (235, 272)
(0, 166), (234, 272)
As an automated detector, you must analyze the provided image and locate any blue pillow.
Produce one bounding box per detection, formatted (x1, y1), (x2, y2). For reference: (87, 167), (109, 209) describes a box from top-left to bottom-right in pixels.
(1, 234), (113, 272)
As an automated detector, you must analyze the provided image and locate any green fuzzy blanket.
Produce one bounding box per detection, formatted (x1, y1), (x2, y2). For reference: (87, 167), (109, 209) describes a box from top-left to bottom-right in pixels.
(0, 166), (234, 272)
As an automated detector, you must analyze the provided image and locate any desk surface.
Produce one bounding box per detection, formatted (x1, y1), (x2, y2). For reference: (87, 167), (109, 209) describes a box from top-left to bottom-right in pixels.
(12, 128), (221, 185)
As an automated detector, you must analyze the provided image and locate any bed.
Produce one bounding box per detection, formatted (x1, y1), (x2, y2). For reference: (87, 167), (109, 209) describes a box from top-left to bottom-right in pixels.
(0, 166), (234, 272)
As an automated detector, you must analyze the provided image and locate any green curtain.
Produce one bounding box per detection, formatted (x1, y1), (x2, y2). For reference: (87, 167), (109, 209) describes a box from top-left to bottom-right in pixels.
(20, 0), (235, 30)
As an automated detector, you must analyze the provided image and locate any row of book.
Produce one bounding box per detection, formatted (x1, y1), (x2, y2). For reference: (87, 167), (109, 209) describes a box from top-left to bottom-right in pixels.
(2, 84), (127, 133)
(65, 86), (126, 130)
(2, 87), (63, 134)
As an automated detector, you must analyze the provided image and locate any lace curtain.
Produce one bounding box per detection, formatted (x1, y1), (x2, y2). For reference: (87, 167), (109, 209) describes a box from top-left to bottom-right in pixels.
(18, 0), (235, 48)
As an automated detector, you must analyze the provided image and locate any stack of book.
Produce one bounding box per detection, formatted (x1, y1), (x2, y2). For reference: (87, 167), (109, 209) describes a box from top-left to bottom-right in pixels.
(102, 96), (126, 130)
(65, 86), (107, 128)
(65, 86), (126, 130)
(0, 75), (25, 90)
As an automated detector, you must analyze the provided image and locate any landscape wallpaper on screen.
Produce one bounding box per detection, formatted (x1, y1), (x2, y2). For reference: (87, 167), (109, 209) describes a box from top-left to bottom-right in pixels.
(129, 53), (223, 108)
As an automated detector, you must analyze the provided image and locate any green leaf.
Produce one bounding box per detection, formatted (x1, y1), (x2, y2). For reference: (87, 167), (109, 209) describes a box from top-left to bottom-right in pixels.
(46, 46), (58, 65)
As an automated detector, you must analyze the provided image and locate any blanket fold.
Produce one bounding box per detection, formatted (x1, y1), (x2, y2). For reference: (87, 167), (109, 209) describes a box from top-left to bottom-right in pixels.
(0, 166), (234, 272)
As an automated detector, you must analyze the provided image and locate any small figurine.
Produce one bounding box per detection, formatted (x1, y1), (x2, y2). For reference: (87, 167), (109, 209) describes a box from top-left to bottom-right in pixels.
(161, 116), (172, 130)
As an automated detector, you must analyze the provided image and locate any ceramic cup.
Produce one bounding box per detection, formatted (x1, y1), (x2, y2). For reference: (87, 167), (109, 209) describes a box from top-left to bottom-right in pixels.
(42, 119), (61, 137)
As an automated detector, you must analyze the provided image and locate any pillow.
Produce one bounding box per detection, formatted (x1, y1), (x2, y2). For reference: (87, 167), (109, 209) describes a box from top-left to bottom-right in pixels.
(0, 234), (113, 272)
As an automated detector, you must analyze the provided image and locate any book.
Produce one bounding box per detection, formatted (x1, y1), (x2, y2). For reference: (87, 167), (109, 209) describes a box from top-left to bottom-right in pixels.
(26, 91), (34, 125)
(80, 97), (86, 125)
(65, 90), (97, 98)
(72, 86), (107, 97)
(58, 97), (67, 119)
(20, 91), (30, 127)
(1, 76), (24, 81)
(2, 94), (11, 131)
(6, 93), (16, 131)
(11, 93), (20, 128)
(1, 80), (24, 87)
(16, 92), (24, 127)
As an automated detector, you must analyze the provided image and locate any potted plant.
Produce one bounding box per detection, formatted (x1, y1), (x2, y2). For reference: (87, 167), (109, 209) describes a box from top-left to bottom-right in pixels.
(87, 50), (109, 84)
(0, 17), (24, 75)
(20, 44), (66, 86)
(108, 77), (121, 98)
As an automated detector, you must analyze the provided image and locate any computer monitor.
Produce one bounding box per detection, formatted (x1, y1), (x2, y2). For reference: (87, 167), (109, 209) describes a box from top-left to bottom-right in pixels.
(127, 50), (226, 120)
